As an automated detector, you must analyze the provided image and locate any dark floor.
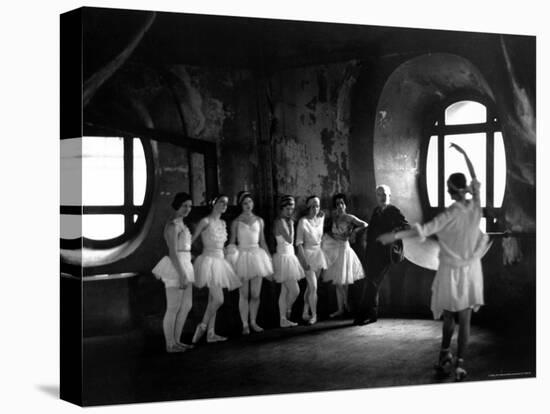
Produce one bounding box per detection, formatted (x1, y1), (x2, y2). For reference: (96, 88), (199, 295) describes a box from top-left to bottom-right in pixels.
(82, 318), (536, 406)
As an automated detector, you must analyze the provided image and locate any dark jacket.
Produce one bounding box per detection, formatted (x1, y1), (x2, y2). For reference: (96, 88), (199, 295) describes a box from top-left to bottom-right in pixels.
(366, 204), (409, 265)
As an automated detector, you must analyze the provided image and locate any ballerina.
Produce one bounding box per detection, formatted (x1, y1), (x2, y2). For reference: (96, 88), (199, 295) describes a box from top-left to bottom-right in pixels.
(152, 192), (195, 353)
(227, 191), (273, 335)
(322, 193), (367, 318)
(272, 195), (305, 327)
(377, 143), (491, 381)
(191, 194), (242, 344)
(295, 195), (328, 325)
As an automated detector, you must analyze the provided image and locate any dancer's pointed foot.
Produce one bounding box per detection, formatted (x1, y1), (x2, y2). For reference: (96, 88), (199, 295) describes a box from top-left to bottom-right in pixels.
(242, 324), (250, 335)
(280, 318), (297, 328)
(207, 332), (228, 343)
(455, 358), (467, 381)
(250, 322), (264, 333)
(308, 315), (317, 325)
(434, 349), (454, 377)
(329, 310), (344, 318)
(192, 323), (207, 344)
(166, 344), (187, 353)
(176, 342), (194, 349)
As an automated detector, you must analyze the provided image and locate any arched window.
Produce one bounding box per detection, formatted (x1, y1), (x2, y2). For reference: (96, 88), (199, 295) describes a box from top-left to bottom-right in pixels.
(60, 135), (154, 250)
(424, 99), (506, 231)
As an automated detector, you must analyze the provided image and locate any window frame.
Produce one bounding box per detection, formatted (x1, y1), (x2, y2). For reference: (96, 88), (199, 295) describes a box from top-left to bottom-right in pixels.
(419, 93), (505, 230)
(60, 128), (155, 250)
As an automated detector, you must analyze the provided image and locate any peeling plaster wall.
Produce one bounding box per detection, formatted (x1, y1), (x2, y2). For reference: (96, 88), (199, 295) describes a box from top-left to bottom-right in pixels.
(270, 61), (360, 212)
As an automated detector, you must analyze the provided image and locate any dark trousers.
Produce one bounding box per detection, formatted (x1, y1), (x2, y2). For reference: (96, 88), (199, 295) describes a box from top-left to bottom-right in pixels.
(355, 259), (391, 321)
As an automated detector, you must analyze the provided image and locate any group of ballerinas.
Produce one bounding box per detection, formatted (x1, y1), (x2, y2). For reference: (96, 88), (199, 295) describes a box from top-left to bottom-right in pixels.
(152, 143), (487, 382)
(152, 190), (368, 353)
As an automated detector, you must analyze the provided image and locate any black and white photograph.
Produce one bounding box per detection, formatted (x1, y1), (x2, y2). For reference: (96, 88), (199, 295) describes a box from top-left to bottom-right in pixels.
(2, 0), (548, 413)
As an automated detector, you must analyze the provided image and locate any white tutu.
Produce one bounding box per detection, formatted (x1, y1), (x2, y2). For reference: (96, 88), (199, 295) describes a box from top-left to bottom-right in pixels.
(272, 252), (305, 282)
(322, 236), (364, 285)
(302, 246), (328, 272)
(229, 247), (273, 281)
(152, 252), (195, 288)
(194, 249), (242, 290)
(430, 260), (484, 319)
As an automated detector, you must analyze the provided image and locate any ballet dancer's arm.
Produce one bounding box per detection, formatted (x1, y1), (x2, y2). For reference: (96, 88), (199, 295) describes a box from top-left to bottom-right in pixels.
(449, 143), (477, 180)
(295, 218), (310, 271)
(191, 217), (209, 244)
(378, 208), (454, 245)
(347, 214), (368, 243)
(449, 143), (481, 206)
(229, 219), (239, 246)
(275, 217), (294, 244)
(258, 218), (270, 253)
(165, 222), (189, 288)
(377, 227), (420, 245)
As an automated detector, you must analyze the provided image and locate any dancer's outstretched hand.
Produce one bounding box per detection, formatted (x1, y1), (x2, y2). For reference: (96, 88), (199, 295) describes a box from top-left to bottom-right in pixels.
(377, 232), (395, 245)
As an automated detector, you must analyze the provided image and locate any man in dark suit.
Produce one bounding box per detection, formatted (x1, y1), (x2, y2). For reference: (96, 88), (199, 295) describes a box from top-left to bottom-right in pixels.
(354, 185), (409, 325)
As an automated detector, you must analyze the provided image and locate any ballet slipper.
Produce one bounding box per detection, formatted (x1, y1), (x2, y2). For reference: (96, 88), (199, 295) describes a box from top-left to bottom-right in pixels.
(434, 349), (453, 376)
(242, 325), (250, 335)
(455, 358), (467, 381)
(192, 323), (207, 344)
(329, 310), (344, 318)
(207, 332), (228, 343)
(308, 315), (317, 325)
(250, 323), (264, 333)
(176, 342), (194, 349)
(280, 318), (295, 328)
(166, 344), (187, 353)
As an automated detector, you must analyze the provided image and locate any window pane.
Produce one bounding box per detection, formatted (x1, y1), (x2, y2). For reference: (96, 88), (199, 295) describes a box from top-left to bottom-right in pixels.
(445, 101), (486, 125)
(61, 214), (81, 239)
(479, 217), (486, 233)
(60, 138), (82, 206)
(82, 137), (124, 206)
(133, 138), (147, 206)
(83, 214), (125, 240)
(494, 132), (507, 208)
(444, 134), (486, 207)
(426, 135), (438, 207)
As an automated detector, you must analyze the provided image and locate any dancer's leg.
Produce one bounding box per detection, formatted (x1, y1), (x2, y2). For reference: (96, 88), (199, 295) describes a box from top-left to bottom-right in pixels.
(174, 286), (193, 346)
(249, 276), (263, 331)
(239, 281), (250, 334)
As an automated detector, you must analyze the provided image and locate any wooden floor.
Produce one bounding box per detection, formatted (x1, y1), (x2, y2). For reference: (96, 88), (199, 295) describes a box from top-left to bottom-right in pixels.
(82, 318), (536, 406)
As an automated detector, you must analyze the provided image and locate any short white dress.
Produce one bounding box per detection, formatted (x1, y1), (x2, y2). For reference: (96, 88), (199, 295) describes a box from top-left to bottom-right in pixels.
(227, 219), (273, 281)
(322, 219), (365, 285)
(193, 218), (242, 291)
(296, 216), (328, 272)
(152, 218), (195, 288)
(415, 180), (490, 319)
(272, 232), (305, 283)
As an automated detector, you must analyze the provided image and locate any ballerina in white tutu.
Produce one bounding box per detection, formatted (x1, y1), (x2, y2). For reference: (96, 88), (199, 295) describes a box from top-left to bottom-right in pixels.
(378, 143), (490, 381)
(322, 193), (367, 318)
(295, 195), (328, 325)
(191, 195), (242, 344)
(152, 192), (195, 353)
(227, 191), (273, 335)
(272, 195), (305, 327)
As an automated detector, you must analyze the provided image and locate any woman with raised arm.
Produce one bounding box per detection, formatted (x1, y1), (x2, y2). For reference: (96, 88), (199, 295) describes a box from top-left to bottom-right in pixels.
(191, 195), (242, 344)
(152, 192), (195, 353)
(272, 195), (305, 327)
(377, 143), (490, 381)
(227, 191), (273, 335)
(322, 193), (368, 318)
(295, 195), (328, 325)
